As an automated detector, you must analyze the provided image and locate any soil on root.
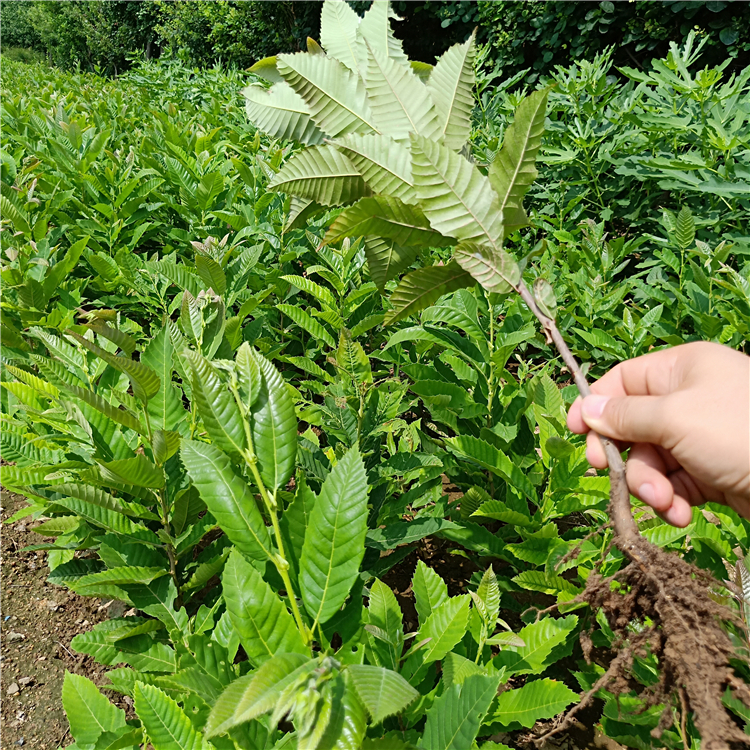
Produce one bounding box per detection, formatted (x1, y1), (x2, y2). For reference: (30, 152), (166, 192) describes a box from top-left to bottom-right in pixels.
(551, 535), (750, 750)
(1, 489), (132, 748)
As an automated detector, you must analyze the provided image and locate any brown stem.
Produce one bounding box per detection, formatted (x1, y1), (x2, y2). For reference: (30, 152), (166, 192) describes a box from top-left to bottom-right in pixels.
(517, 281), (641, 550)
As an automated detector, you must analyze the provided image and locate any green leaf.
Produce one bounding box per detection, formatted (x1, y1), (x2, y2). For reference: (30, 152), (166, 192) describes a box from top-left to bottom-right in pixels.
(181, 439), (273, 564)
(54, 497), (159, 544)
(250, 350), (298, 492)
(406, 595), (470, 681)
(101, 455), (165, 489)
(427, 32), (476, 150)
(363, 237), (418, 293)
(476, 567), (501, 627)
(471, 500), (534, 527)
(236, 342), (262, 411)
(334, 134), (414, 203)
(445, 435), (536, 500)
(207, 653), (312, 737)
(674, 206), (695, 251)
(269, 145), (371, 206)
(86, 321), (137, 356)
(410, 135), (504, 250)
(134, 682), (209, 750)
(489, 679), (577, 729)
(347, 665), (418, 723)
(300, 445), (368, 625)
(488, 88), (548, 237)
(249, 55), (284, 84)
(317, 674), (367, 750)
(67, 331), (160, 403)
(195, 254), (227, 295)
(222, 549), (308, 667)
(141, 326), (186, 433)
(385, 262), (473, 324)
(453, 241), (520, 295)
(336, 330), (372, 384)
(62, 672), (126, 745)
(363, 40), (440, 140)
(277, 52), (377, 137)
(146, 261), (204, 297)
(63, 383), (146, 435)
(442, 652), (485, 688)
(185, 351), (246, 456)
(493, 615), (578, 676)
(282, 274), (337, 307)
(412, 560), (449, 625)
(325, 196), (451, 248)
(278, 304), (336, 349)
(423, 672), (501, 750)
(367, 578), (403, 671)
(69, 566), (167, 594)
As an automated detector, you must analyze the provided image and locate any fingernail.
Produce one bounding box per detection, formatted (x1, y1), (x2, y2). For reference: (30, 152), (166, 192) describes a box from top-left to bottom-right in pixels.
(639, 483), (656, 506)
(581, 394), (610, 421)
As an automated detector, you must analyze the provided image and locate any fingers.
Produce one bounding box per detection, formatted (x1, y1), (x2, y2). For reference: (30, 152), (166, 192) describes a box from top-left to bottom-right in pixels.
(625, 443), (674, 513)
(580, 393), (668, 446)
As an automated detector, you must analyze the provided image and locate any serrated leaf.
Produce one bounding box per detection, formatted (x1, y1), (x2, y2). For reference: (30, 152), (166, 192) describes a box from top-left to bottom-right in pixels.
(101, 454), (165, 489)
(185, 351), (246, 456)
(141, 326), (186, 433)
(358, 0), (408, 68)
(250, 350), (297, 492)
(320, 0), (364, 74)
(363, 40), (439, 140)
(236, 341), (262, 410)
(222, 549), (308, 666)
(134, 682), (209, 750)
(347, 665), (418, 723)
(412, 560), (449, 626)
(410, 135), (504, 250)
(367, 578), (403, 671)
(363, 237), (417, 293)
(423, 672), (501, 750)
(489, 678), (577, 729)
(442, 652), (485, 688)
(207, 653), (312, 736)
(453, 241), (520, 295)
(67, 331), (160, 403)
(269, 145), (371, 206)
(62, 672), (126, 745)
(300, 445), (368, 625)
(488, 88), (548, 237)
(195, 254), (226, 295)
(317, 673), (367, 750)
(278, 304), (336, 349)
(334, 134), (414, 203)
(278, 52), (377, 137)
(86, 322), (136, 356)
(385, 262), (473, 324)
(336, 330), (372, 384)
(427, 32), (476, 150)
(63, 383), (146, 435)
(445, 435), (536, 500)
(181, 439), (273, 563)
(325, 196), (451, 248)
(493, 615), (578, 676)
(471, 500), (534, 527)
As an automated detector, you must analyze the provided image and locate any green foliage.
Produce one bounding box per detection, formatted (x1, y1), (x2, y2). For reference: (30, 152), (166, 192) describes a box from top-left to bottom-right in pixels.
(2, 2), (750, 749)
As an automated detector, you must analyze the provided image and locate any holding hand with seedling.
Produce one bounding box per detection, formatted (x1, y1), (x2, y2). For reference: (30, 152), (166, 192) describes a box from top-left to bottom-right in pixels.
(568, 341), (750, 527)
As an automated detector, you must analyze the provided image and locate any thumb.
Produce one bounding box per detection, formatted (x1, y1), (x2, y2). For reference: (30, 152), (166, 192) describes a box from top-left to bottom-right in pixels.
(581, 394), (668, 446)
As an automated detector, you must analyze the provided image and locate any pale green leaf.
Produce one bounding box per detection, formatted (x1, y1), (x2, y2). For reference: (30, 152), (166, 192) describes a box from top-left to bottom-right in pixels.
(320, 0), (364, 74)
(453, 241), (520, 295)
(427, 32), (476, 150)
(363, 237), (418, 293)
(134, 682), (209, 750)
(244, 82), (325, 146)
(250, 350), (298, 492)
(277, 52), (377, 137)
(268, 145), (371, 206)
(367, 578), (403, 671)
(488, 88), (548, 237)
(412, 560), (449, 626)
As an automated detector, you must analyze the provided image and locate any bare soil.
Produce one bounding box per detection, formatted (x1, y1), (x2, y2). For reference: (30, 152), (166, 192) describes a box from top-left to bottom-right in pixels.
(1, 490), (131, 749)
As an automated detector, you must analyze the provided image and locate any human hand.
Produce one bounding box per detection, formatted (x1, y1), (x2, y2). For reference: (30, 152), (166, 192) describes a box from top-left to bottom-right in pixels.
(566, 342), (750, 527)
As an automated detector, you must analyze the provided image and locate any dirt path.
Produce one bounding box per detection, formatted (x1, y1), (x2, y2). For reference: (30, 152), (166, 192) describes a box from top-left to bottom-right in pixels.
(1, 490), (130, 749)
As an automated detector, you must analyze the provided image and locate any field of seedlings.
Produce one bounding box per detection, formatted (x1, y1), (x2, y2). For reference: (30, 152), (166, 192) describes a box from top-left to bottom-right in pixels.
(2, 2), (750, 748)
